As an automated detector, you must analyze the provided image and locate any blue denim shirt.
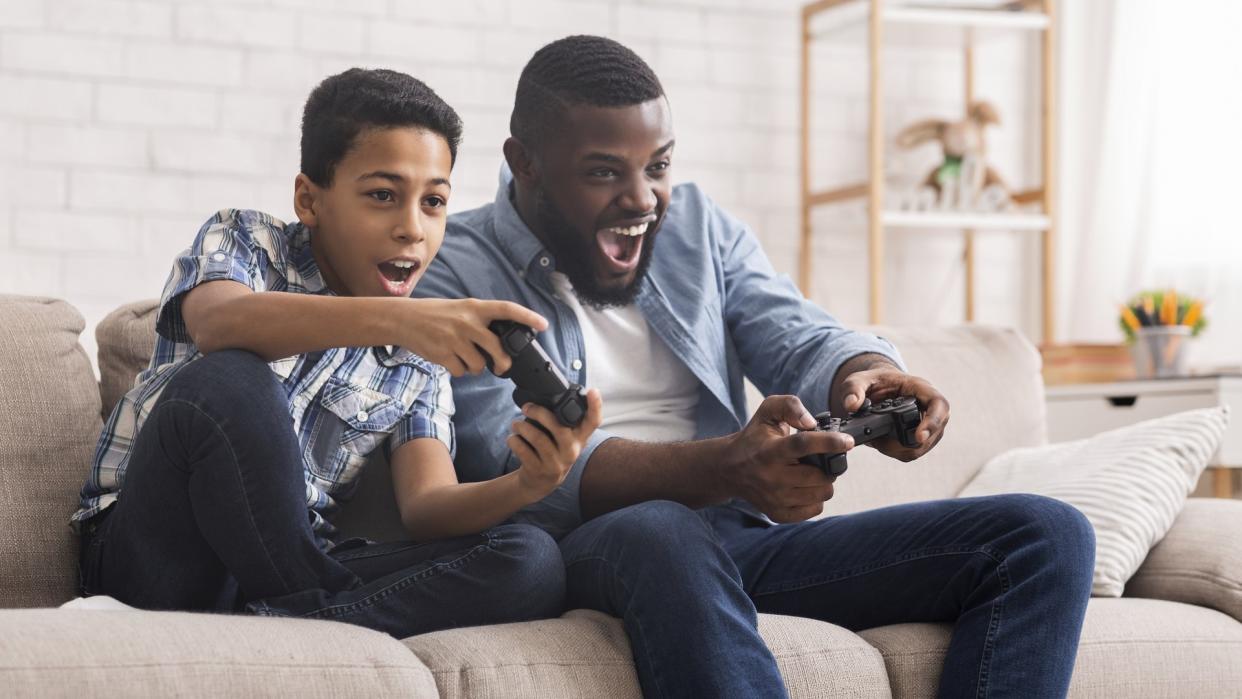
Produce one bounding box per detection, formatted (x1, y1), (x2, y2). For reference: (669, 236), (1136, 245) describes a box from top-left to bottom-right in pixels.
(414, 168), (904, 537)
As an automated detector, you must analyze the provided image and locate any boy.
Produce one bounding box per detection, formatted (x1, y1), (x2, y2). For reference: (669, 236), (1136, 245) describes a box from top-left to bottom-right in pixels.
(71, 68), (602, 639)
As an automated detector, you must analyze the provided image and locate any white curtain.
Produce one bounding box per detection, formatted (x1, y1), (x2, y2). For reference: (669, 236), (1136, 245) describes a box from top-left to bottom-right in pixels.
(1058, 0), (1242, 370)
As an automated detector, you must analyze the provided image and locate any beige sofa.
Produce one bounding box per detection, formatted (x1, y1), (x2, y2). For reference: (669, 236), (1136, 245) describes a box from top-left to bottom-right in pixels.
(3, 293), (1241, 698)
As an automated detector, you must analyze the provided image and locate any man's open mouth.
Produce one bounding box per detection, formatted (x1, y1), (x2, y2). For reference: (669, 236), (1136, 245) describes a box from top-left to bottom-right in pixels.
(596, 221), (649, 272)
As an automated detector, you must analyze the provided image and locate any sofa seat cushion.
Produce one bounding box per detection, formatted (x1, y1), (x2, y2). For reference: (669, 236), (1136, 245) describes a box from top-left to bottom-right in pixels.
(0, 608), (437, 697)
(0, 295), (103, 607)
(858, 598), (1242, 698)
(403, 609), (892, 698)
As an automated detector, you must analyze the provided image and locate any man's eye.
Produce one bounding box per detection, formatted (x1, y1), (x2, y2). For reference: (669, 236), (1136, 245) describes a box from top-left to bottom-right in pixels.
(368, 190), (395, 202)
(588, 169), (616, 179)
(647, 161), (670, 175)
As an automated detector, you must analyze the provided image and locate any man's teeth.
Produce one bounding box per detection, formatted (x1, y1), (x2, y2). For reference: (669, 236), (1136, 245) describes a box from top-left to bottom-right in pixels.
(390, 260), (416, 269)
(601, 223), (647, 237)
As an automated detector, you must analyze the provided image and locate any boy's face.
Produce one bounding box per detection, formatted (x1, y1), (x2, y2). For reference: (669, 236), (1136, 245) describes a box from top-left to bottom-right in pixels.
(295, 126), (453, 298)
(519, 98), (674, 308)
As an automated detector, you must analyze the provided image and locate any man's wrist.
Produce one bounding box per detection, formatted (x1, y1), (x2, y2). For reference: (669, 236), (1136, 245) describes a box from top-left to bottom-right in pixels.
(828, 352), (901, 414)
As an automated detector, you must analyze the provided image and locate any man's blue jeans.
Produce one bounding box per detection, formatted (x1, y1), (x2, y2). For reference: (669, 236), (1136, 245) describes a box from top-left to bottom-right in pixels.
(78, 350), (565, 638)
(560, 495), (1095, 698)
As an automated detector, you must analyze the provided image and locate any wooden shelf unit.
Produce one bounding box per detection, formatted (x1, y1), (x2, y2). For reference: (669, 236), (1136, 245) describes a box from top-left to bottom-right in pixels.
(799, 0), (1058, 342)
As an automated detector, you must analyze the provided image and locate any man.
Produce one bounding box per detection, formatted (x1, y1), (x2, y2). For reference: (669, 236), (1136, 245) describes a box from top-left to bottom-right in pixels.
(416, 35), (1095, 698)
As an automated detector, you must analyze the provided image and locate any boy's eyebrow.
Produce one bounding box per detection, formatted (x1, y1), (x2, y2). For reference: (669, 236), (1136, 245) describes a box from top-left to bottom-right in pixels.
(357, 171), (452, 189)
(582, 139), (676, 164)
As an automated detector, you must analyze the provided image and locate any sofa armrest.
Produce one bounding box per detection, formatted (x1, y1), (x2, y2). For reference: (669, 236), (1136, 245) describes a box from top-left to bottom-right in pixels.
(1125, 498), (1242, 622)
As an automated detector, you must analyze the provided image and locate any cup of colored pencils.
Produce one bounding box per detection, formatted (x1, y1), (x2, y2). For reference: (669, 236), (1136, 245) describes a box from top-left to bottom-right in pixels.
(1119, 290), (1207, 378)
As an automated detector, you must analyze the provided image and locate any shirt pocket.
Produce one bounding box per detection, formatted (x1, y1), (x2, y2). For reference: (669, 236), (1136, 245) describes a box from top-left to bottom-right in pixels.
(319, 376), (406, 457)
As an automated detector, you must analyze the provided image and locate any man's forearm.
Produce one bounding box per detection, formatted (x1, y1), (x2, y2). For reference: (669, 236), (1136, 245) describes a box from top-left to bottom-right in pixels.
(578, 435), (738, 521)
(828, 352), (900, 414)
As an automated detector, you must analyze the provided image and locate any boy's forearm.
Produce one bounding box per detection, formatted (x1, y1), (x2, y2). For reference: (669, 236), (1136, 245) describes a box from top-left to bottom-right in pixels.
(195, 292), (406, 360)
(400, 472), (542, 541)
(578, 436), (739, 521)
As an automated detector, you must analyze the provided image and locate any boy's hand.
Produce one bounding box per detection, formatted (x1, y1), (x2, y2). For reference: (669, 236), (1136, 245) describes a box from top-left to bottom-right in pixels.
(402, 298), (547, 376)
(508, 388), (604, 501)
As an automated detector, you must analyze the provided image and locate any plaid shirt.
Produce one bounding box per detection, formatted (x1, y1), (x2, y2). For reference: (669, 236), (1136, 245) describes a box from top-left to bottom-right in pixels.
(73, 209), (456, 537)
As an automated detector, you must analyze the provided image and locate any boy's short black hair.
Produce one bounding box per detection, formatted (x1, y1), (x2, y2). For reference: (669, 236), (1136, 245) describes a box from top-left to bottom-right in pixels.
(301, 68), (463, 186)
(510, 35), (664, 149)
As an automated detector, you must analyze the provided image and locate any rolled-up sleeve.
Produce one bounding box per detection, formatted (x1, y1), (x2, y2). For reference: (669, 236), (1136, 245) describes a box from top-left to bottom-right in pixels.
(710, 190), (905, 415)
(508, 429), (616, 539)
(156, 211), (274, 344)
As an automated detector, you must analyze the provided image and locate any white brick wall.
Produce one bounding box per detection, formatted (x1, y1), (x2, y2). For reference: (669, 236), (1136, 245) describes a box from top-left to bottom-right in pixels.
(0, 0), (1043, 374)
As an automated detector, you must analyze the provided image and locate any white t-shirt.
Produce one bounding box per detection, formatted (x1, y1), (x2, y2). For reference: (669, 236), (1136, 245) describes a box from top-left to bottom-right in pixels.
(550, 272), (700, 442)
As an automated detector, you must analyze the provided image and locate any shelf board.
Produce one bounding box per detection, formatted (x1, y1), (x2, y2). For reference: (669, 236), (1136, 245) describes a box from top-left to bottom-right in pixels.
(807, 0), (1048, 45)
(881, 210), (1049, 230)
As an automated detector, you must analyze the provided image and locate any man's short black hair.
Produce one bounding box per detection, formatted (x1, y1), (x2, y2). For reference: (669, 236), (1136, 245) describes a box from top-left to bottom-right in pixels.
(510, 35), (664, 148)
(301, 68), (463, 186)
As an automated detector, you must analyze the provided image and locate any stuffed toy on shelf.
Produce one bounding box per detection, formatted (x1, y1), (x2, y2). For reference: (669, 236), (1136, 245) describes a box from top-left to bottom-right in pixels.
(895, 100), (1011, 211)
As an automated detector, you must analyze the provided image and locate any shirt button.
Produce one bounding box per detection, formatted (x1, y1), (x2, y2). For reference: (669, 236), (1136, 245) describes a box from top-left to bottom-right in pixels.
(211, 252), (226, 262)
(539, 256), (550, 267)
(571, 359), (583, 370)
(356, 410), (369, 422)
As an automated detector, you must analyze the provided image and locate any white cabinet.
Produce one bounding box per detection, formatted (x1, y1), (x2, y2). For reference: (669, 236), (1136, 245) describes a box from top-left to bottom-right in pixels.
(1045, 376), (1242, 497)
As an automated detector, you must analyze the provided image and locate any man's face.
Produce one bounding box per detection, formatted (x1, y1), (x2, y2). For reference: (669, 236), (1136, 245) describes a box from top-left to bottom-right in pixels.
(296, 126), (452, 297)
(527, 98), (674, 308)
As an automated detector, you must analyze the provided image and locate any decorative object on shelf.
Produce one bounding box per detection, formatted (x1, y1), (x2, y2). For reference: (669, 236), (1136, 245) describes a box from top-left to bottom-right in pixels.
(1040, 343), (1135, 386)
(895, 101), (1012, 212)
(1120, 289), (1208, 378)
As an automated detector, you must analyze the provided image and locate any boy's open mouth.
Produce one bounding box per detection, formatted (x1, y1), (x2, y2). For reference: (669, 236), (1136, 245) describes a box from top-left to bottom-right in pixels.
(376, 258), (421, 296)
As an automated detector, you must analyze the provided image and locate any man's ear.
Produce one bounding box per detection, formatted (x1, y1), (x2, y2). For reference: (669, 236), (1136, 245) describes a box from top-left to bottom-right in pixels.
(503, 137), (539, 186)
(293, 173), (320, 228)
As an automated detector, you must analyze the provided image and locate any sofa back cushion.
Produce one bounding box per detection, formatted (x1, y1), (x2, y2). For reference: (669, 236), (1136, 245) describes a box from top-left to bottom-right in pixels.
(0, 295), (103, 607)
(823, 324), (1048, 515)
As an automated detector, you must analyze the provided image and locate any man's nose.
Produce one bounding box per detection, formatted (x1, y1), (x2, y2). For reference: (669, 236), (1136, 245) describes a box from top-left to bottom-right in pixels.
(618, 176), (657, 215)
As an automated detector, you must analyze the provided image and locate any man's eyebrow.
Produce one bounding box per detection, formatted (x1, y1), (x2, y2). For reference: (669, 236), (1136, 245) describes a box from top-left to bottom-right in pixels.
(357, 171), (452, 189)
(582, 140), (676, 164)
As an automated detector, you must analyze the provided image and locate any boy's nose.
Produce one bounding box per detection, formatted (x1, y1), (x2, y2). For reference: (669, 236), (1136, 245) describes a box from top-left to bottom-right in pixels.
(393, 210), (426, 243)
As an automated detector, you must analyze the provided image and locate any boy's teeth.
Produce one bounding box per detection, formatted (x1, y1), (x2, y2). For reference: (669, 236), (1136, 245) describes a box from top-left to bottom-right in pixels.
(392, 260), (414, 268)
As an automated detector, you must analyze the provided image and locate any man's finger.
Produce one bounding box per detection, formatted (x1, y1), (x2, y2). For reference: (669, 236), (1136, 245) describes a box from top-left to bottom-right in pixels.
(777, 429), (854, 461)
(758, 395), (816, 430)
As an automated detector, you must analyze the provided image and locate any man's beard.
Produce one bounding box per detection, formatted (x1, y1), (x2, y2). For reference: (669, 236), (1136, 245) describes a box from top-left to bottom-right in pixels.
(534, 187), (658, 311)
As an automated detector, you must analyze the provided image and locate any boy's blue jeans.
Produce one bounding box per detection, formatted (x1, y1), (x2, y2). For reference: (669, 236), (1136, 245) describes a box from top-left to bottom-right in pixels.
(560, 495), (1096, 698)
(78, 350), (565, 638)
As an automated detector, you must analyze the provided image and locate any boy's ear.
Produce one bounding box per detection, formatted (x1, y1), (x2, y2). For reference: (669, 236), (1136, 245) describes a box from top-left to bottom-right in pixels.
(293, 173), (320, 228)
(503, 137), (539, 186)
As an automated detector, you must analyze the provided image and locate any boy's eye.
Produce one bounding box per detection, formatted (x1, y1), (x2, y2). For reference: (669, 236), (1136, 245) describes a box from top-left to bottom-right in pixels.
(368, 190), (395, 202)
(423, 195), (446, 208)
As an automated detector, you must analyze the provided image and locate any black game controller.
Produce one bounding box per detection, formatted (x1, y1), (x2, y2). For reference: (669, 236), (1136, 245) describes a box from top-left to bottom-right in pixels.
(487, 320), (588, 428)
(798, 396), (923, 477)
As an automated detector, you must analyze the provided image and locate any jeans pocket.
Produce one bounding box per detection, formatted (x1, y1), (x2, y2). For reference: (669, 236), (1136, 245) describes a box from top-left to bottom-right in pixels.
(78, 515), (111, 597)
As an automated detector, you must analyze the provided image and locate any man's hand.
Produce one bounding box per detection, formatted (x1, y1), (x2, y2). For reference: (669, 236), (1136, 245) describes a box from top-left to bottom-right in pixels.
(723, 395), (855, 524)
(509, 389), (604, 501)
(399, 298), (548, 377)
(837, 365), (950, 461)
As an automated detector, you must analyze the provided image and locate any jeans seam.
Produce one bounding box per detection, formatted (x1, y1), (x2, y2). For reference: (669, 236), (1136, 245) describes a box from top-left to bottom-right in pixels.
(281, 531), (498, 621)
(975, 559), (1010, 699)
(749, 545), (1006, 598)
(159, 397), (297, 597)
(565, 555), (666, 699)
(331, 542), (427, 563)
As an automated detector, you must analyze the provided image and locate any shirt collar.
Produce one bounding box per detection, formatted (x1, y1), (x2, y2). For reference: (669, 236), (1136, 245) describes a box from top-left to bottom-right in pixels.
(490, 163), (555, 275)
(286, 221), (331, 295)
